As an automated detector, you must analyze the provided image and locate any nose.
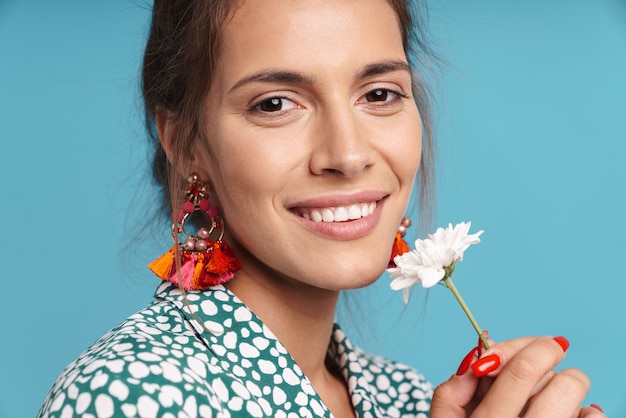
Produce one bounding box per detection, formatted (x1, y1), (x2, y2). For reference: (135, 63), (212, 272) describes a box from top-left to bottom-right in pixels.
(309, 108), (375, 178)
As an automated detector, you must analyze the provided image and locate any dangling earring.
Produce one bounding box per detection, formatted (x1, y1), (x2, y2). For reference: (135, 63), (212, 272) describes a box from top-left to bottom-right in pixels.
(148, 173), (242, 290)
(388, 217), (412, 268)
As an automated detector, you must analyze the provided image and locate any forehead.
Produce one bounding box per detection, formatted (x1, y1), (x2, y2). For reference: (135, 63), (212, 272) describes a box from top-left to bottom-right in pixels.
(217, 0), (406, 85)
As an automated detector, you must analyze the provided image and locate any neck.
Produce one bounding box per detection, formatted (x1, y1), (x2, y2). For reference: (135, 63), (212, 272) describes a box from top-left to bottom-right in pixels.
(225, 267), (339, 380)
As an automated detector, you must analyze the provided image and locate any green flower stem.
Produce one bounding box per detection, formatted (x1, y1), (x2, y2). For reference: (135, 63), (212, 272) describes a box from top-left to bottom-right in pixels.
(443, 275), (490, 350)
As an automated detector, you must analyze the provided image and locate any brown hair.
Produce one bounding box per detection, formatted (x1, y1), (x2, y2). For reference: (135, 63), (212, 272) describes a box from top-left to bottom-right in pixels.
(142, 0), (438, 232)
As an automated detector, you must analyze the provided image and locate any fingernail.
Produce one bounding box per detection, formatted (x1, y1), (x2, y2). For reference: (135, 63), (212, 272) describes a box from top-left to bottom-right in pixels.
(456, 346), (479, 376)
(553, 336), (570, 352)
(471, 353), (501, 378)
(590, 404), (604, 413)
(478, 330), (489, 356)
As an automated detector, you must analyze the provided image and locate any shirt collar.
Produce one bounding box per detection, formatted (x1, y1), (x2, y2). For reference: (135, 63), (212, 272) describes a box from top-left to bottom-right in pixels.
(155, 281), (389, 417)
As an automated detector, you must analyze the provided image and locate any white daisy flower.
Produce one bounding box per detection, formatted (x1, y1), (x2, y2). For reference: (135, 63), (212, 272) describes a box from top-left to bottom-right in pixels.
(388, 222), (483, 302)
(387, 221), (489, 350)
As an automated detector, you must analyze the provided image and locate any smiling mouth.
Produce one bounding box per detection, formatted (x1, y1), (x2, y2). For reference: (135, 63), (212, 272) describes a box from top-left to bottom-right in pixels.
(296, 201), (377, 223)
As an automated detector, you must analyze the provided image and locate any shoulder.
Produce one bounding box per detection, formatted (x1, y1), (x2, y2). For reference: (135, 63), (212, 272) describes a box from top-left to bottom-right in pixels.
(38, 300), (232, 417)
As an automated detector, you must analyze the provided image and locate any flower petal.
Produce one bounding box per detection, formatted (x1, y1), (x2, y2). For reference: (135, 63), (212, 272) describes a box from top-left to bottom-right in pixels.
(420, 267), (446, 288)
(402, 288), (410, 304)
(389, 276), (418, 291)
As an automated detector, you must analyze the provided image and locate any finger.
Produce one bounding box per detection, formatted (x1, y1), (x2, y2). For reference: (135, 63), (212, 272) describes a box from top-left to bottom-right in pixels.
(581, 404), (606, 417)
(430, 370), (479, 417)
(523, 368), (591, 418)
(471, 336), (568, 417)
(500, 372), (556, 417)
(472, 336), (556, 397)
(471, 336), (539, 377)
(527, 369), (556, 397)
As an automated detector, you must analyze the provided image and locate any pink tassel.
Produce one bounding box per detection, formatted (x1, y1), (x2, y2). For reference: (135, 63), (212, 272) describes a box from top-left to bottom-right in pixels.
(213, 271), (235, 284)
(169, 254), (197, 290)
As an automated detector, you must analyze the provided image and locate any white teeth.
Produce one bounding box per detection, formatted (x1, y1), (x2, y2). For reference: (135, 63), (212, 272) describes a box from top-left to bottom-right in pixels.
(304, 201), (377, 223)
(348, 204), (361, 220)
(334, 206), (349, 222)
(310, 210), (322, 222)
(322, 208), (334, 222)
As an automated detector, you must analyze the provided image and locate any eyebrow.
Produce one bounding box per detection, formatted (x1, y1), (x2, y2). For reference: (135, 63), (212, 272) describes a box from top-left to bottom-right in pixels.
(355, 60), (411, 80)
(229, 59), (411, 93)
(229, 71), (315, 92)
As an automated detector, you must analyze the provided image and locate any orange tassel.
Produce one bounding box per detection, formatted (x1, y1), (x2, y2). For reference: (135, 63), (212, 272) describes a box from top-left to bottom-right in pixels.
(388, 232), (410, 268)
(207, 242), (242, 274)
(192, 253), (206, 289)
(395, 232), (410, 255)
(148, 246), (176, 280)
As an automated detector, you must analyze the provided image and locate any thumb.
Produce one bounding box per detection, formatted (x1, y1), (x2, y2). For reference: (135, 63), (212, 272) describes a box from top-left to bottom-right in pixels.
(430, 371), (479, 417)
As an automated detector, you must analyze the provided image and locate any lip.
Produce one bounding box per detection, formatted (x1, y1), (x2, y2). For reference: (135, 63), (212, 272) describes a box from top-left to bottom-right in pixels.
(288, 190), (388, 209)
(288, 191), (388, 240)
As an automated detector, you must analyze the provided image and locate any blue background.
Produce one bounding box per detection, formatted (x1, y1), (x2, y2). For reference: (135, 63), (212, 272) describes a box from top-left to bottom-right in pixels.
(1, 0), (624, 416)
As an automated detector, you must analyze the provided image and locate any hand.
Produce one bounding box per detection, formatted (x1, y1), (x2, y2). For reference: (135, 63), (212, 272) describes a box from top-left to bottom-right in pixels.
(430, 335), (604, 417)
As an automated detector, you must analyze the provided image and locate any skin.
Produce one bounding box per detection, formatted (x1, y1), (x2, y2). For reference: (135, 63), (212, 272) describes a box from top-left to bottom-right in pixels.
(159, 0), (600, 416)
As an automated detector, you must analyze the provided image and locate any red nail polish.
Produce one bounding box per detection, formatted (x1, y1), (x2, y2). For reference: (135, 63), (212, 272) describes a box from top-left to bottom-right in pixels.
(553, 336), (570, 352)
(590, 404), (604, 413)
(456, 346), (479, 376)
(471, 353), (501, 378)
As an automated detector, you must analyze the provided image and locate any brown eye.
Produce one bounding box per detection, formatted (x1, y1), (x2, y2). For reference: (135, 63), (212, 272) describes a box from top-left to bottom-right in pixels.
(255, 97), (285, 112)
(248, 95), (300, 120)
(365, 89), (390, 102)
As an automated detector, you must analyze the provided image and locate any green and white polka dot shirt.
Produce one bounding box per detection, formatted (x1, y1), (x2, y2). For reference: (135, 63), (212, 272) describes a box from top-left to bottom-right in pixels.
(39, 282), (432, 417)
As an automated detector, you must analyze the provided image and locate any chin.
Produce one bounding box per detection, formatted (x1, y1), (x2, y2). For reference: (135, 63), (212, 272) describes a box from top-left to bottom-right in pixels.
(316, 257), (388, 291)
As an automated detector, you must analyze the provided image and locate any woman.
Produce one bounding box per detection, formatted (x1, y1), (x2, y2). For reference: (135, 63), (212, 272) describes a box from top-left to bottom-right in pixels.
(39, 0), (602, 416)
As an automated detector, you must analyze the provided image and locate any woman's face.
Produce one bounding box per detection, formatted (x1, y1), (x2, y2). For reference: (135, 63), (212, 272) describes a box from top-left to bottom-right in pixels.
(195, 0), (422, 290)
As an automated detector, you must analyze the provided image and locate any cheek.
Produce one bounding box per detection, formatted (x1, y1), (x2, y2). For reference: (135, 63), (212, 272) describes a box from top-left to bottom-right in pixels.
(381, 114), (423, 184)
(200, 126), (301, 211)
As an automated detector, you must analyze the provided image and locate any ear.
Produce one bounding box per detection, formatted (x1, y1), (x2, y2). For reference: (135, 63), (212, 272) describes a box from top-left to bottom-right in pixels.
(156, 107), (176, 164)
(156, 107), (208, 180)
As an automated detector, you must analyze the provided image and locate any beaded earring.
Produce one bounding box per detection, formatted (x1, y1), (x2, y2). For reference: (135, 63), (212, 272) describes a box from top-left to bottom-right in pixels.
(388, 217), (412, 268)
(148, 174), (242, 290)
